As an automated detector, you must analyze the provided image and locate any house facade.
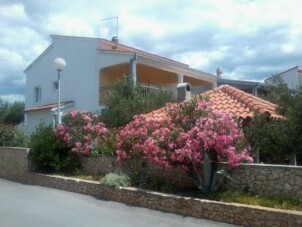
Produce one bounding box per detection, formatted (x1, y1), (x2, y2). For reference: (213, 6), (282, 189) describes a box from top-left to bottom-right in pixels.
(24, 35), (218, 135)
(264, 66), (302, 89)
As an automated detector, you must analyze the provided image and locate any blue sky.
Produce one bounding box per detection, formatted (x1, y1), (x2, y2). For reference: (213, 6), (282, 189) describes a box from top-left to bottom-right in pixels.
(1, 0), (302, 102)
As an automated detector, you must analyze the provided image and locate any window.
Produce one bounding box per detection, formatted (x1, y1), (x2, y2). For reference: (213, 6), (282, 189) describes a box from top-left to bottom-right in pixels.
(53, 81), (58, 91)
(34, 86), (41, 103)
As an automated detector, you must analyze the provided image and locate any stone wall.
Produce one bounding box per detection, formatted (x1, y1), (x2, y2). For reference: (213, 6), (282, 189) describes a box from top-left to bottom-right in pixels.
(226, 164), (302, 199)
(1, 147), (302, 227)
(81, 156), (195, 189)
(82, 156), (302, 199)
(0, 147), (30, 182)
(25, 174), (302, 227)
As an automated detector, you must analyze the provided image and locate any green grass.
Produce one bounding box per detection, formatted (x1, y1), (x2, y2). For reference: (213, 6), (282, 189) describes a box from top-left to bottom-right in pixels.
(57, 169), (103, 182)
(214, 191), (302, 211)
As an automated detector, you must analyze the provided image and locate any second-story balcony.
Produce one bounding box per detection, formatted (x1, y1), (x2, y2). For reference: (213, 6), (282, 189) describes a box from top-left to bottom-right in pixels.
(99, 82), (176, 105)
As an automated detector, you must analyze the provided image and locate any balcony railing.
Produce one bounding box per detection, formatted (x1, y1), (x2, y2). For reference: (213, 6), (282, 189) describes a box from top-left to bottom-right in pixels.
(99, 82), (175, 105)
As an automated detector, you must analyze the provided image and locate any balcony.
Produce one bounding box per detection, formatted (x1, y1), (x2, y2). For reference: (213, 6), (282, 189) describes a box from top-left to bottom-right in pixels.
(99, 82), (175, 105)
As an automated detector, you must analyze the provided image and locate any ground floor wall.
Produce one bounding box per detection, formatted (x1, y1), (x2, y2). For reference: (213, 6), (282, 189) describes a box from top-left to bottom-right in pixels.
(24, 109), (54, 135)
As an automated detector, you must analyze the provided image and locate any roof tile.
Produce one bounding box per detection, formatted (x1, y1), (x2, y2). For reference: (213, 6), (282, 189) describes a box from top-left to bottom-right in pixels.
(24, 101), (74, 112)
(144, 85), (283, 121)
(100, 39), (189, 68)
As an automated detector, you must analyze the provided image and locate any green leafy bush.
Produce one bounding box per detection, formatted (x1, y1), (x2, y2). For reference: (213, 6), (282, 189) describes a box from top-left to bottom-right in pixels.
(90, 129), (117, 156)
(100, 172), (130, 187)
(244, 76), (302, 165)
(244, 115), (291, 164)
(29, 124), (81, 173)
(0, 124), (28, 147)
(99, 76), (174, 128)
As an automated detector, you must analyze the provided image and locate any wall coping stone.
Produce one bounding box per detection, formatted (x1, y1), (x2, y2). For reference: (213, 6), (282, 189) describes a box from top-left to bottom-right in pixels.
(239, 163), (302, 169)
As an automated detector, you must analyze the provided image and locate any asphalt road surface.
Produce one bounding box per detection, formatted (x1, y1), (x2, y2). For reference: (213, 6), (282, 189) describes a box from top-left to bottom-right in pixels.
(0, 178), (238, 227)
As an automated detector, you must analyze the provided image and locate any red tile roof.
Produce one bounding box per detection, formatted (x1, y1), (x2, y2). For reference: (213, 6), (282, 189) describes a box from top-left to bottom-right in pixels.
(100, 39), (189, 68)
(145, 85), (283, 121)
(204, 85), (282, 119)
(24, 101), (74, 112)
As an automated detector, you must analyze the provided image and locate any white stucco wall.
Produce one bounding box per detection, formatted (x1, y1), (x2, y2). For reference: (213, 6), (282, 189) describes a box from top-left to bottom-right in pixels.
(24, 36), (134, 135)
(25, 36), (102, 112)
(265, 67), (301, 89)
(24, 109), (55, 135)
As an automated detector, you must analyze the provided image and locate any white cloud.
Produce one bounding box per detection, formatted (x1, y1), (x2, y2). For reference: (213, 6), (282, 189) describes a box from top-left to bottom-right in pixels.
(0, 95), (24, 103)
(177, 51), (210, 69)
(1, 0), (302, 102)
(0, 3), (28, 23)
(47, 15), (95, 37)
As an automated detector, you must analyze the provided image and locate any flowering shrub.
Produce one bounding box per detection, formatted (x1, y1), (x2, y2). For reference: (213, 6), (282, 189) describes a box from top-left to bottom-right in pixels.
(116, 115), (164, 160)
(116, 95), (253, 170)
(56, 110), (109, 155)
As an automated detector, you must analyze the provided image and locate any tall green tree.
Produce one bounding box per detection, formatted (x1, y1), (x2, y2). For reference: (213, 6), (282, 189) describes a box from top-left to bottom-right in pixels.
(0, 99), (24, 125)
(99, 76), (175, 128)
(245, 76), (302, 165)
(244, 115), (290, 164)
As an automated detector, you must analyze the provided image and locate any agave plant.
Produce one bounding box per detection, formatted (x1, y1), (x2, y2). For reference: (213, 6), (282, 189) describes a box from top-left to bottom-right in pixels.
(186, 151), (236, 194)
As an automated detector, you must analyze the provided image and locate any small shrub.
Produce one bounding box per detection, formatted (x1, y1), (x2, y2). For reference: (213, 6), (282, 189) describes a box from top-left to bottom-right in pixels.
(29, 124), (81, 173)
(0, 124), (28, 147)
(128, 171), (148, 187)
(100, 172), (130, 187)
(146, 175), (174, 192)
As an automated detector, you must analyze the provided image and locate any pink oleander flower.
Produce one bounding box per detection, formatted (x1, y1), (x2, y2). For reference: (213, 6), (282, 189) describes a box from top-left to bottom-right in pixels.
(115, 95), (253, 171)
(55, 110), (109, 155)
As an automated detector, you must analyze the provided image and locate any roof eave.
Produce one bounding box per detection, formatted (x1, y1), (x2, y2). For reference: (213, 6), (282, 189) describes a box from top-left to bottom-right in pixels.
(136, 54), (217, 82)
(24, 101), (74, 112)
(23, 44), (53, 73)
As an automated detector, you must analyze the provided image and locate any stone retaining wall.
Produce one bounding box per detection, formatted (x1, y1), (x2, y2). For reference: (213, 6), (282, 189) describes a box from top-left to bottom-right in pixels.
(24, 174), (302, 227)
(81, 156), (302, 199)
(226, 164), (302, 199)
(1, 147), (302, 226)
(0, 147), (30, 182)
(81, 156), (195, 188)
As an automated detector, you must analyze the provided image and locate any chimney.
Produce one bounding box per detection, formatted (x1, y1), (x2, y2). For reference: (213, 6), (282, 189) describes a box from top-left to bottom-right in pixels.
(111, 36), (119, 49)
(177, 83), (191, 102)
(216, 67), (222, 78)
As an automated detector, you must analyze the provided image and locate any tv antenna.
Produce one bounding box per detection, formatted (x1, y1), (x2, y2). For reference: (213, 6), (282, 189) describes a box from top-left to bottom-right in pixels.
(100, 16), (119, 41)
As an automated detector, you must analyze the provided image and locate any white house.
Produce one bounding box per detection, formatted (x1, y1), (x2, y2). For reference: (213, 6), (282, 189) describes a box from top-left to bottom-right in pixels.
(264, 66), (302, 89)
(24, 35), (218, 135)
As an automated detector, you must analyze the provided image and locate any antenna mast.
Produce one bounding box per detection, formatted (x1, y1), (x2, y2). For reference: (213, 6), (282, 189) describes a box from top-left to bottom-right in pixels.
(100, 16), (118, 39)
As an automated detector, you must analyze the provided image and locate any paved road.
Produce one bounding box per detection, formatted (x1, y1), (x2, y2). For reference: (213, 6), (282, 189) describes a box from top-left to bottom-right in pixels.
(0, 178), (237, 227)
